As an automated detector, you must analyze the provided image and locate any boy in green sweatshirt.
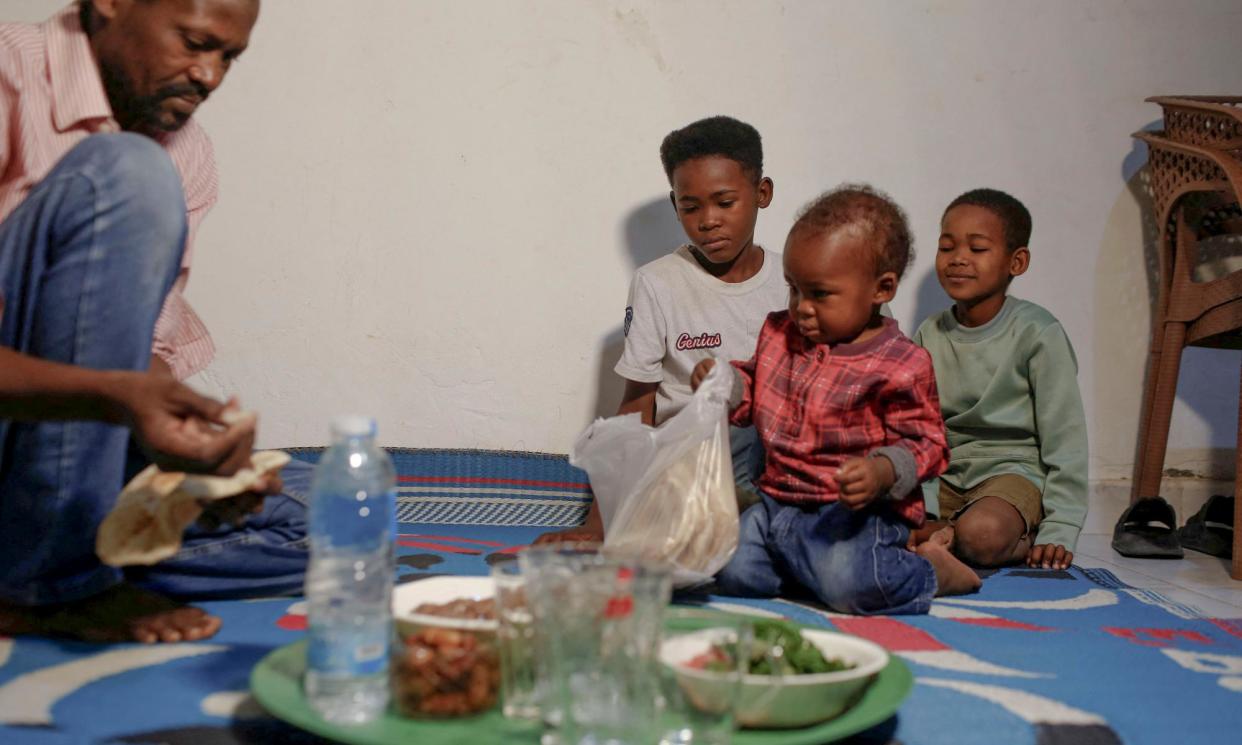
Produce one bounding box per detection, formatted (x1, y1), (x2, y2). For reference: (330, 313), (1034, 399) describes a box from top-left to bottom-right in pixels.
(912, 188), (1087, 571)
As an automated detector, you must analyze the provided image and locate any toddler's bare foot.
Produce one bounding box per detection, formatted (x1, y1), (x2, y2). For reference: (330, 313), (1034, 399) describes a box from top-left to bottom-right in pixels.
(918, 539), (982, 597)
(906, 520), (948, 550)
(928, 525), (956, 549)
(0, 584), (221, 644)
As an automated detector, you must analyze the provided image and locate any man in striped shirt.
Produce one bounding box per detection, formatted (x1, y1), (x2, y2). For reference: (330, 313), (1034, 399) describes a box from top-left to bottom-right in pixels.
(0, 1), (307, 644)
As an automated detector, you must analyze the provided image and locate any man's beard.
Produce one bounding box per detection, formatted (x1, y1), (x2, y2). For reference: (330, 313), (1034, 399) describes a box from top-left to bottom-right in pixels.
(98, 61), (205, 136)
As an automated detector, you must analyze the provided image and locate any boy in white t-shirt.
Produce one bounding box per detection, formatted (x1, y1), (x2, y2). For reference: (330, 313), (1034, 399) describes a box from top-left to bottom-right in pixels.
(537, 115), (787, 544)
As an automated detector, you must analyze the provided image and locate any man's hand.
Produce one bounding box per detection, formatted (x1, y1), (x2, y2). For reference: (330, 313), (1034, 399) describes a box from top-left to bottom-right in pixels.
(112, 372), (256, 476)
(197, 472), (282, 531)
(690, 359), (716, 391)
(148, 354), (175, 379)
(835, 456), (895, 510)
(1026, 543), (1073, 570)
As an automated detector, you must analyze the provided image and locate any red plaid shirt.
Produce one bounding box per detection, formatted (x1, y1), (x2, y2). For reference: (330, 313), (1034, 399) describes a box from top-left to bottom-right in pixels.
(729, 312), (949, 525)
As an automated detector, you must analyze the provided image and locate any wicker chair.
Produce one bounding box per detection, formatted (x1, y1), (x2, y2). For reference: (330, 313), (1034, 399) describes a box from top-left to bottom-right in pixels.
(1146, 96), (1242, 150)
(1130, 127), (1242, 579)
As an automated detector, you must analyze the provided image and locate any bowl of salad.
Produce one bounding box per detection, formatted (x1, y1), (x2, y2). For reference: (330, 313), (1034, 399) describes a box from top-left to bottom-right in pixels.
(659, 618), (889, 728)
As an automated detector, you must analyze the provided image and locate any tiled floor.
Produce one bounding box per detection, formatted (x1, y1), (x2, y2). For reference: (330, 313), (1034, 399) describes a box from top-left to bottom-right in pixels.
(1075, 532), (1242, 618)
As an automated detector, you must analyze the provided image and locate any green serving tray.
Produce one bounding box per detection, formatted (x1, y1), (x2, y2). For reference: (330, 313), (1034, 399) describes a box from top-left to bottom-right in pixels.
(251, 640), (912, 744)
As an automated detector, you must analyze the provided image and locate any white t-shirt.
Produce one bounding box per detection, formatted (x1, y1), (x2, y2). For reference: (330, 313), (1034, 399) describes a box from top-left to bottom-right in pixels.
(614, 245), (788, 424)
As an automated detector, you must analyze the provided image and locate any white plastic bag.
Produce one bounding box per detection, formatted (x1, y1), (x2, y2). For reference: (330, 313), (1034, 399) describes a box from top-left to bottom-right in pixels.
(570, 361), (739, 587)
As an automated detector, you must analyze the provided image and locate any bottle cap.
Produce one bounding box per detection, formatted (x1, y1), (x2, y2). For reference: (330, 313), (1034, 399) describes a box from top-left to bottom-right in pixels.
(330, 416), (376, 439)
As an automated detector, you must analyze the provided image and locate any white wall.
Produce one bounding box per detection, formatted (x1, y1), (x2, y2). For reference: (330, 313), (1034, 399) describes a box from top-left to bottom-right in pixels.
(8, 1), (1242, 481)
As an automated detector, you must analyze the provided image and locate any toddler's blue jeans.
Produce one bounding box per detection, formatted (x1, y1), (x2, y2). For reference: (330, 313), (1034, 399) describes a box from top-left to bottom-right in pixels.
(716, 492), (936, 615)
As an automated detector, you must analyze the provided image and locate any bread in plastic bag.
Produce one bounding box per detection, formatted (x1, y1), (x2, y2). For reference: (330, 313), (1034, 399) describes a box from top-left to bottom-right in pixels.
(570, 361), (739, 587)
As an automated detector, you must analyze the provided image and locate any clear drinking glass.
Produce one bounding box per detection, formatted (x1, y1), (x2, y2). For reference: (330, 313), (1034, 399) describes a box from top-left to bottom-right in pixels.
(491, 556), (543, 730)
(514, 542), (602, 735)
(520, 544), (673, 745)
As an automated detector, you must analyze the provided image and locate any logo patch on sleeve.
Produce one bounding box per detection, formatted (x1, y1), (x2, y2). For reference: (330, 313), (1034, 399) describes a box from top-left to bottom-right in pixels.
(624, 306), (633, 337)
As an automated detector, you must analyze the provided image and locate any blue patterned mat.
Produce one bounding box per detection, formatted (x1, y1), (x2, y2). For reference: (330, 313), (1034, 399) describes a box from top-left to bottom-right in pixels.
(335, 448), (592, 528)
(0, 449), (1239, 744)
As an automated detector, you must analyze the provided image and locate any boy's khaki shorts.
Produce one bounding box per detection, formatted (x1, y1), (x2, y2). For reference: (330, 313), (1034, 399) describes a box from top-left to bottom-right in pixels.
(934, 474), (1043, 535)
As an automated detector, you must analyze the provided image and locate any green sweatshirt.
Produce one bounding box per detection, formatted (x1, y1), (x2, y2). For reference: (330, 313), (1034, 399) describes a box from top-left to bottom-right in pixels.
(912, 297), (1088, 551)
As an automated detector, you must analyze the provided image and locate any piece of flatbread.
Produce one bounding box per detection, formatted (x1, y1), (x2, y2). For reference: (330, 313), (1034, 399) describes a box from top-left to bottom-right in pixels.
(606, 437), (738, 577)
(96, 450), (291, 567)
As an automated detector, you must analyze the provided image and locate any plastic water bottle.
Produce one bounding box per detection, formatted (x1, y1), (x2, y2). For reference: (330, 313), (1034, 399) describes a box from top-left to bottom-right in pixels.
(304, 416), (397, 724)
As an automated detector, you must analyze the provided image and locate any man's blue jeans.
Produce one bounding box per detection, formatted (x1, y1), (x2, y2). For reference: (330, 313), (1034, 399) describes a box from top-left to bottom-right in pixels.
(715, 493), (937, 615)
(124, 458), (311, 601)
(0, 133), (308, 606)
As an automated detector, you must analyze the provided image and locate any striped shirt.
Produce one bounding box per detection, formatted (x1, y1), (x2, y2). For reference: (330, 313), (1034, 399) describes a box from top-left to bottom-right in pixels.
(730, 312), (949, 525)
(0, 4), (217, 380)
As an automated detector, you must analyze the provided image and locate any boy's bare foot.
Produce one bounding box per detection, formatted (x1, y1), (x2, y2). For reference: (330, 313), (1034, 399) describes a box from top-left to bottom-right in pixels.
(532, 526), (603, 546)
(917, 537), (982, 597)
(0, 584), (221, 644)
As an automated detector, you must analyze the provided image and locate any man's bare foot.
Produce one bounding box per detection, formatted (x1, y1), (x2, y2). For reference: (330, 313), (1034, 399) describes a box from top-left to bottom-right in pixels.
(917, 538), (982, 597)
(0, 584), (221, 644)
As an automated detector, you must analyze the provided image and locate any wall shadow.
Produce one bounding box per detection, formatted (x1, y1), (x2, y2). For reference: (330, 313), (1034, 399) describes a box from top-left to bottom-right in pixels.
(909, 266), (950, 334)
(589, 194), (684, 420)
(593, 328), (627, 420)
(1122, 120), (1162, 305)
(623, 193), (680, 268)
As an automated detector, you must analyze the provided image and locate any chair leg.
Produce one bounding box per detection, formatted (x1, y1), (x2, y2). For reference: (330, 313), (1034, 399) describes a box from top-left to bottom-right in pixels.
(1133, 342), (1164, 502)
(1233, 358), (1242, 581)
(1135, 322), (1187, 502)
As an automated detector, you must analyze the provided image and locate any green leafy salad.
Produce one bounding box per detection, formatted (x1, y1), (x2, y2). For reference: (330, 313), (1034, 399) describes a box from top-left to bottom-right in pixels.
(685, 619), (855, 675)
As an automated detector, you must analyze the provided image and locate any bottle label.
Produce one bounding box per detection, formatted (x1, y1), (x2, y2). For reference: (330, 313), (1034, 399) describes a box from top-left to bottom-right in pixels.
(307, 626), (389, 677)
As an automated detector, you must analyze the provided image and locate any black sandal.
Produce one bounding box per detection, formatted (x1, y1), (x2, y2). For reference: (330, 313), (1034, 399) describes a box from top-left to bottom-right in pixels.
(1179, 494), (1234, 558)
(1112, 496), (1184, 559)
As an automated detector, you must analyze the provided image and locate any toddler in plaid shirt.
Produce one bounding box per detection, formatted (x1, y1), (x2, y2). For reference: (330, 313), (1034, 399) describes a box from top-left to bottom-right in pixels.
(692, 185), (981, 614)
